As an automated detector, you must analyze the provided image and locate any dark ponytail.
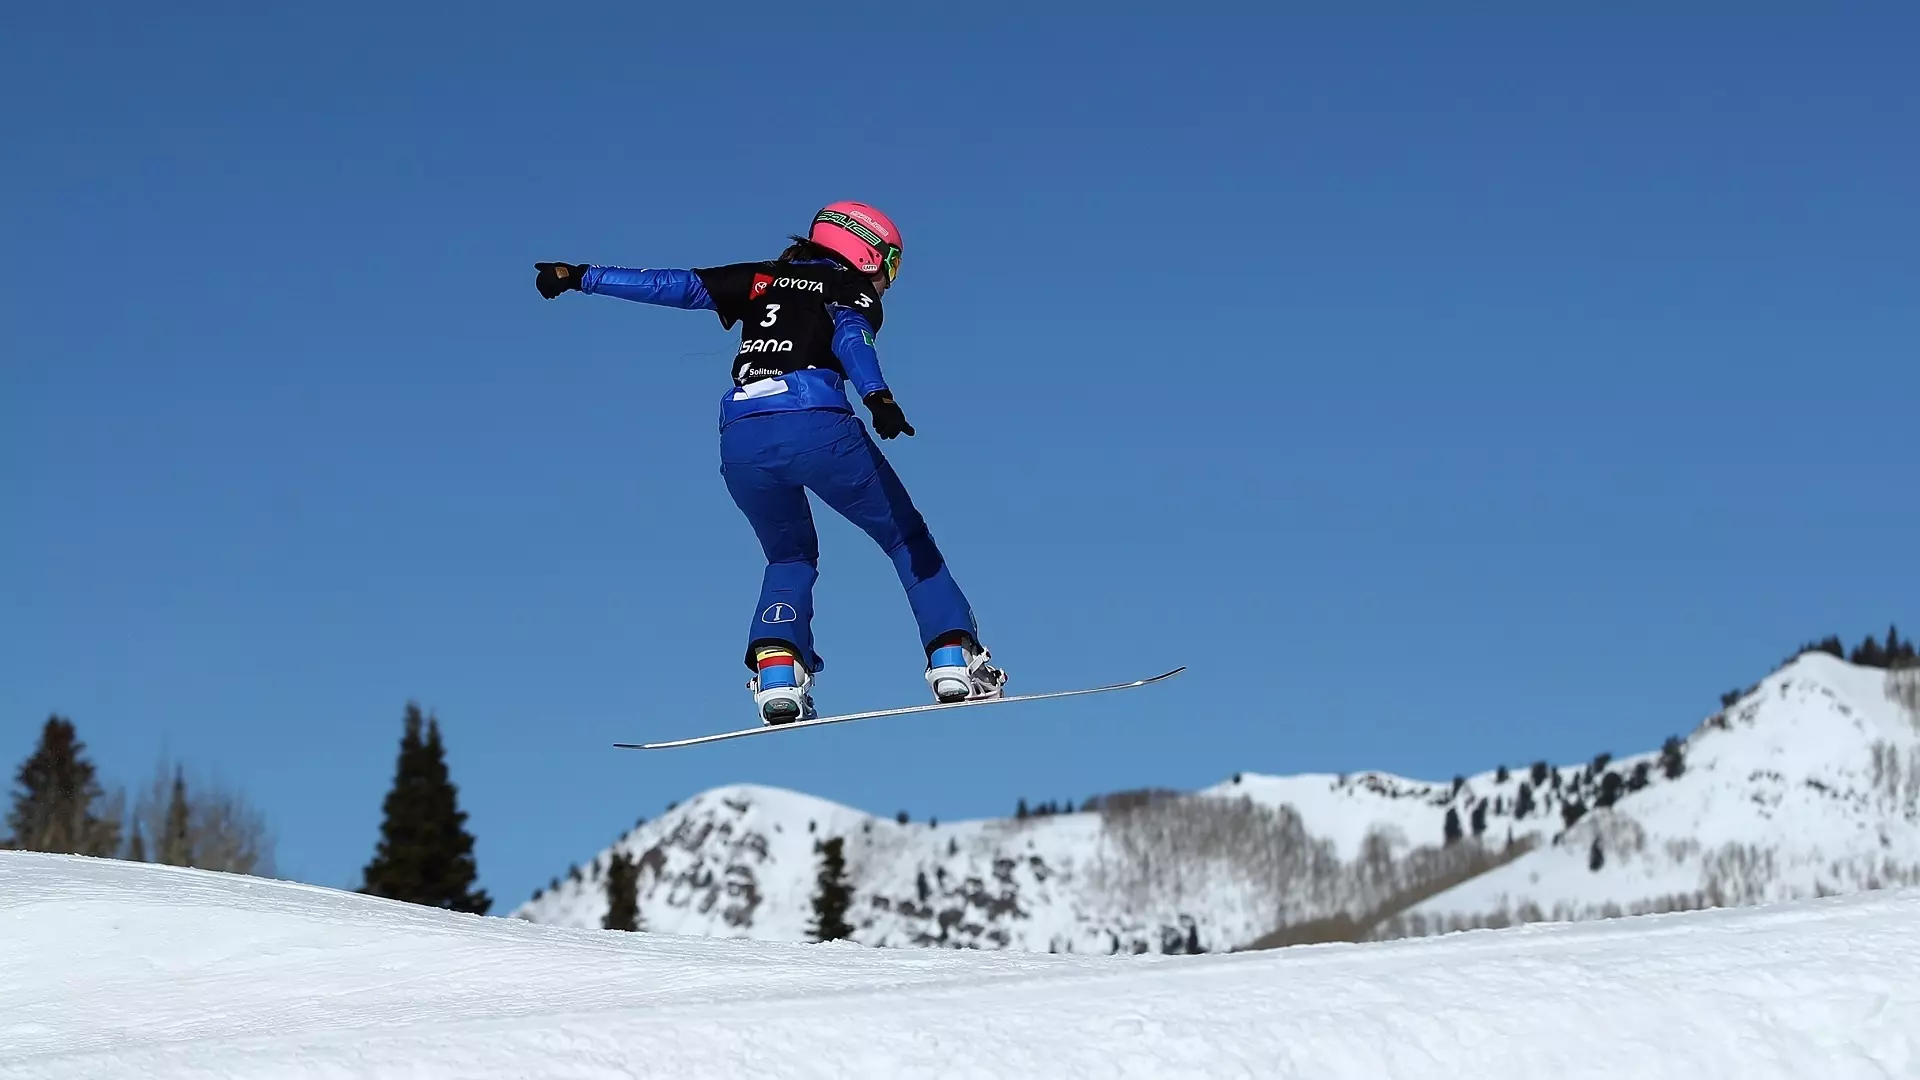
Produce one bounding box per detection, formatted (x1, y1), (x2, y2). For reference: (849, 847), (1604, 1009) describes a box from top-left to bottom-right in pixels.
(776, 234), (857, 270)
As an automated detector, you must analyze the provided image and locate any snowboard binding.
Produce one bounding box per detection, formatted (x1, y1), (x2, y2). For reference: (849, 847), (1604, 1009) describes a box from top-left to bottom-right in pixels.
(749, 645), (815, 725)
(926, 634), (1008, 704)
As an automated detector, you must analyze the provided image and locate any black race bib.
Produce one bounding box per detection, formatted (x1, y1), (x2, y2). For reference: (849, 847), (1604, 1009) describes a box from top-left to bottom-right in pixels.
(693, 262), (885, 386)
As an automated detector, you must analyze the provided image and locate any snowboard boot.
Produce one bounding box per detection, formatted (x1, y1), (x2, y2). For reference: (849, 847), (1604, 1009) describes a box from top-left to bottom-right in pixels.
(748, 645), (815, 725)
(925, 633), (1008, 704)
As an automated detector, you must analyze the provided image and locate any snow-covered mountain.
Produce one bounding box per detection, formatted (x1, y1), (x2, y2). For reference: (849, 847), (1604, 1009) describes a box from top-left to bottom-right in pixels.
(7, 850), (1918, 1078)
(1396, 652), (1920, 935)
(515, 653), (1920, 953)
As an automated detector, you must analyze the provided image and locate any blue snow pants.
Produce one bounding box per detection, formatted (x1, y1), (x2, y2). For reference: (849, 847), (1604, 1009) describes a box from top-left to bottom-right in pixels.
(718, 407), (977, 673)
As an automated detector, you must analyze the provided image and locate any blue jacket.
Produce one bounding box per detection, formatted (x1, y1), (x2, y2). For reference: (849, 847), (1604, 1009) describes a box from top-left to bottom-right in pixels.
(579, 259), (886, 429)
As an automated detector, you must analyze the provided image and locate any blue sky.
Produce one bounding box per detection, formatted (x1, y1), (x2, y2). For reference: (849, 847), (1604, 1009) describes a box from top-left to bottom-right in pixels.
(4, 12), (1915, 906)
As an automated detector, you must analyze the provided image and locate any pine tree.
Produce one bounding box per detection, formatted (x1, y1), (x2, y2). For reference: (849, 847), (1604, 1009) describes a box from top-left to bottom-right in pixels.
(1852, 633), (1888, 668)
(1800, 635), (1845, 660)
(1015, 798), (1029, 820)
(1660, 735), (1686, 780)
(896, 810), (909, 825)
(1515, 781), (1535, 818)
(1530, 761), (1550, 787)
(1495, 765), (1510, 784)
(359, 703), (491, 914)
(916, 869), (931, 905)
(603, 850), (642, 932)
(1470, 799), (1488, 837)
(130, 755), (273, 876)
(1629, 761), (1651, 792)
(1886, 624), (1915, 666)
(126, 822), (147, 862)
(1443, 807), (1462, 845)
(1596, 771), (1625, 809)
(159, 767), (192, 866)
(809, 836), (854, 942)
(6, 715), (120, 856)
(1589, 838), (1605, 872)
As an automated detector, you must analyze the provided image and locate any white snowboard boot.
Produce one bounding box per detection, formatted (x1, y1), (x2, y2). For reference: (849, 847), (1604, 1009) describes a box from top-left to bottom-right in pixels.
(748, 645), (815, 724)
(925, 635), (1008, 704)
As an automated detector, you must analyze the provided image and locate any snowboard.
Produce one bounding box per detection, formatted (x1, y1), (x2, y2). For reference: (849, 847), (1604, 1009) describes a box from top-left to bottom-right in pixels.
(616, 666), (1185, 750)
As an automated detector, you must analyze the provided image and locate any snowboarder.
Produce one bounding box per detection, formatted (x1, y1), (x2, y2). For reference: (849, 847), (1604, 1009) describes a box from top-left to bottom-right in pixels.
(534, 201), (1006, 725)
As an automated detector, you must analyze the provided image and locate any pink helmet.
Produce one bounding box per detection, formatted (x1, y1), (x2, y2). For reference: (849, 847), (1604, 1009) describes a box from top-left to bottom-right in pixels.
(809, 201), (903, 284)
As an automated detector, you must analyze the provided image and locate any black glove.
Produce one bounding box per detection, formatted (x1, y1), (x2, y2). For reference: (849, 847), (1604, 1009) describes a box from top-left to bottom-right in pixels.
(864, 390), (915, 440)
(534, 262), (590, 299)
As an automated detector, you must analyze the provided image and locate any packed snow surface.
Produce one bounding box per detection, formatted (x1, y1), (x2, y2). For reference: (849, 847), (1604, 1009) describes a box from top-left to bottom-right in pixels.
(3, 852), (1917, 1079)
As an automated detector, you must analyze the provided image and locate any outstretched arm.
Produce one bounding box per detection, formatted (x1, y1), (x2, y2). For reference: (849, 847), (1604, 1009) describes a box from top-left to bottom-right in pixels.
(582, 267), (715, 310)
(532, 263), (715, 311)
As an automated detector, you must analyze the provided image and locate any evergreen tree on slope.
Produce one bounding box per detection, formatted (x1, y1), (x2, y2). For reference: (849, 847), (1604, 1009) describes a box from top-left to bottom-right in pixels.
(7, 715), (121, 856)
(360, 703), (491, 914)
(604, 850), (643, 932)
(159, 767), (193, 867)
(809, 836), (855, 942)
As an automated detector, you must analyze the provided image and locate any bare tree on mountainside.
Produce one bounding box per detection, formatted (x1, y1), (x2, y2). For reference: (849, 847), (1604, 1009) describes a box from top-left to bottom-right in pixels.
(1251, 830), (1541, 949)
(1869, 741), (1920, 817)
(128, 756), (276, 876)
(1888, 666), (1920, 727)
(1091, 793), (1343, 917)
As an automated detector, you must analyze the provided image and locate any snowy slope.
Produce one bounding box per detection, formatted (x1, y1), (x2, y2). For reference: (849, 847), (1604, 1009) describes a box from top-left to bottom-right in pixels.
(1397, 653), (1920, 933)
(518, 654), (1920, 952)
(516, 782), (1230, 954)
(4, 851), (1917, 1079)
(516, 754), (1548, 952)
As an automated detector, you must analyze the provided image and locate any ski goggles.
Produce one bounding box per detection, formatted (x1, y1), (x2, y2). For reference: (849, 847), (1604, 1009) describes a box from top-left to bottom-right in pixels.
(877, 242), (902, 285)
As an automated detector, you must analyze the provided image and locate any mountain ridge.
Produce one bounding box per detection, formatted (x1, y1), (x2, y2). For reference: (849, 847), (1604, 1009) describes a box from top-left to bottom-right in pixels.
(515, 653), (1920, 952)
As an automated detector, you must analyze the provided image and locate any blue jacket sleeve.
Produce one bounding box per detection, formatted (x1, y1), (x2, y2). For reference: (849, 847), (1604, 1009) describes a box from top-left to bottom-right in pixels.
(831, 306), (887, 398)
(580, 267), (714, 310)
